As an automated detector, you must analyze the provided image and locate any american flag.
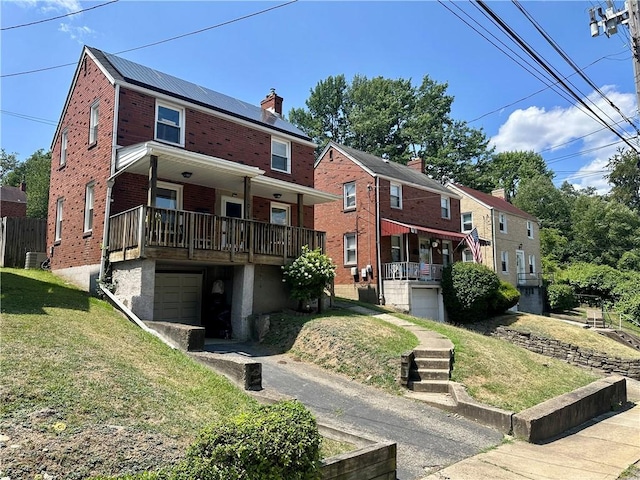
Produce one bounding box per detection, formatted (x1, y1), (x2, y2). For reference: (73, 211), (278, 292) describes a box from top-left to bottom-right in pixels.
(463, 227), (483, 263)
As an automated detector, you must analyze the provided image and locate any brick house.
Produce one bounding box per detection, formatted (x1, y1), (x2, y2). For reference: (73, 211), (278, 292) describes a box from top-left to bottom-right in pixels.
(446, 183), (544, 314)
(0, 184), (27, 217)
(315, 142), (469, 322)
(48, 46), (338, 339)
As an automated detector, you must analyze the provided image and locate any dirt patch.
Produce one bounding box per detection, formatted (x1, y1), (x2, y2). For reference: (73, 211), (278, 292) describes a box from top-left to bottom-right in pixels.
(1, 408), (188, 479)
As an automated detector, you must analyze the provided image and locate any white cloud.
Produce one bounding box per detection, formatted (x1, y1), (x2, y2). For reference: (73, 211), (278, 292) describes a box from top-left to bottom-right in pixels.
(58, 22), (94, 42)
(490, 86), (637, 192)
(16, 0), (82, 13)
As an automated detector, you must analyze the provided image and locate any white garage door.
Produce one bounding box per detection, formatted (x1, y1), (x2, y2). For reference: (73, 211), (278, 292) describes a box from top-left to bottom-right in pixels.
(154, 273), (202, 325)
(411, 288), (440, 322)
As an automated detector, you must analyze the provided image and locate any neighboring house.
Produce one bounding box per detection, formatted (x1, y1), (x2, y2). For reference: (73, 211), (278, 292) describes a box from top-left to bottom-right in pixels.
(446, 183), (544, 314)
(315, 142), (469, 322)
(47, 46), (338, 340)
(0, 184), (27, 217)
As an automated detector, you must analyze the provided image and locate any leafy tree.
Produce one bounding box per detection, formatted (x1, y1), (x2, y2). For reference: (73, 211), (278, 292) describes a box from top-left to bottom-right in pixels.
(606, 148), (640, 212)
(0, 149), (51, 219)
(513, 175), (570, 230)
(483, 151), (553, 200)
(289, 74), (492, 186)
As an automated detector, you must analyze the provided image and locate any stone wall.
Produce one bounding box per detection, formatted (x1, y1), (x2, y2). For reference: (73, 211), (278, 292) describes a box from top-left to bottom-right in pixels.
(492, 327), (640, 380)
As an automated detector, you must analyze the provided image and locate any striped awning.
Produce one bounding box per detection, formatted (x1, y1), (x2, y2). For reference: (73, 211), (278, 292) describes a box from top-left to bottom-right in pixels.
(380, 218), (467, 242)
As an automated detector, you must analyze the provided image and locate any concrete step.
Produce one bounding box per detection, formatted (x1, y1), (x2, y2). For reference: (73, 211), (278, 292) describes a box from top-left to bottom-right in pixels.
(407, 380), (450, 393)
(414, 358), (451, 370)
(413, 347), (452, 359)
(410, 368), (450, 381)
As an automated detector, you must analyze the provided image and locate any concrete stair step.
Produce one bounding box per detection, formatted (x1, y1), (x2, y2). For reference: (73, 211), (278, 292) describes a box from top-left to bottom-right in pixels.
(413, 348), (452, 359)
(407, 380), (450, 393)
(410, 369), (450, 381)
(414, 358), (451, 370)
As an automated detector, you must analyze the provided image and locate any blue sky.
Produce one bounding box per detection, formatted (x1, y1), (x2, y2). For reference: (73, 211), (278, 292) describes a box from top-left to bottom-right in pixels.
(1, 0), (637, 192)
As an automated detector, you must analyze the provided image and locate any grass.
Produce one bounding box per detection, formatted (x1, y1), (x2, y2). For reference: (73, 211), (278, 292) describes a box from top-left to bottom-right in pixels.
(0, 268), (353, 468)
(261, 309), (419, 392)
(485, 313), (640, 359)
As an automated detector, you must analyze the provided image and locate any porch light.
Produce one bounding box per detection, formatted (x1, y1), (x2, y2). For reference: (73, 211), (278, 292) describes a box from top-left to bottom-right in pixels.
(181, 171), (193, 178)
(432, 240), (439, 248)
(273, 193), (282, 199)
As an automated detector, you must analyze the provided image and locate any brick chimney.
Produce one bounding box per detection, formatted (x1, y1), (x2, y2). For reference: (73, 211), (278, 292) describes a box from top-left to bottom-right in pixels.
(407, 157), (425, 173)
(20, 181), (26, 192)
(491, 188), (506, 200)
(260, 88), (283, 116)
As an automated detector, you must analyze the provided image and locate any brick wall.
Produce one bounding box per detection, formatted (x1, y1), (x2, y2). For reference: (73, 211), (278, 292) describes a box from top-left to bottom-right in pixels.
(0, 201), (27, 217)
(48, 54), (115, 270)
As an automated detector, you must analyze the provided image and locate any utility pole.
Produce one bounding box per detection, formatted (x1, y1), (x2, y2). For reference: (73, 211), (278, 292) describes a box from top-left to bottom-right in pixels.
(590, 0), (640, 114)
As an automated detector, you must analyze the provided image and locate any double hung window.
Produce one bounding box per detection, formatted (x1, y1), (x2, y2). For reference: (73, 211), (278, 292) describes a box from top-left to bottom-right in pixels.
(271, 138), (290, 173)
(155, 102), (184, 145)
(89, 102), (99, 144)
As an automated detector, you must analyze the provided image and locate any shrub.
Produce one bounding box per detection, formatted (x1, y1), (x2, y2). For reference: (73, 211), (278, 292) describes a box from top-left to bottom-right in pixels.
(618, 249), (640, 272)
(547, 284), (578, 312)
(617, 293), (640, 320)
(490, 281), (520, 314)
(442, 262), (500, 323)
(282, 246), (336, 312)
(180, 400), (321, 480)
(559, 263), (619, 301)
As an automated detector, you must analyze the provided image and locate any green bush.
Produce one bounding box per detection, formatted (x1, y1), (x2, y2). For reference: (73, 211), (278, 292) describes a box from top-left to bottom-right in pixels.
(282, 246), (336, 311)
(559, 263), (619, 301)
(547, 284), (578, 312)
(617, 293), (640, 320)
(618, 249), (640, 272)
(442, 263), (500, 323)
(490, 281), (520, 314)
(181, 400), (321, 480)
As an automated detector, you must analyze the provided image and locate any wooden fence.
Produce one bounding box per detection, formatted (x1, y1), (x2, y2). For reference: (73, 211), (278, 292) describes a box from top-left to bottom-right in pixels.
(0, 217), (47, 268)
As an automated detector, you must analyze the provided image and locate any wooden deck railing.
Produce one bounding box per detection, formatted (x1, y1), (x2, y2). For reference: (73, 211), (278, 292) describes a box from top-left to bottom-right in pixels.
(383, 261), (443, 281)
(108, 205), (326, 261)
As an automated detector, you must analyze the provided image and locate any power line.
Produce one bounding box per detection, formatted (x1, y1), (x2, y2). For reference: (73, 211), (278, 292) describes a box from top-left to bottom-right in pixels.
(1, 0), (298, 78)
(2, 0), (119, 31)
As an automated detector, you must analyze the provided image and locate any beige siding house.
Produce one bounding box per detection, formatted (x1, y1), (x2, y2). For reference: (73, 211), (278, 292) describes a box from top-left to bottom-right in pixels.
(447, 184), (544, 314)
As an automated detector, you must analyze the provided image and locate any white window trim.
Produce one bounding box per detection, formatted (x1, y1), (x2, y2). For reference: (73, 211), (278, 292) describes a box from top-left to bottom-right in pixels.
(153, 181), (184, 210)
(84, 182), (95, 233)
(527, 220), (534, 239)
(461, 212), (473, 232)
(271, 137), (291, 174)
(390, 182), (402, 209)
(55, 198), (64, 241)
(155, 100), (185, 147)
(391, 235), (402, 262)
(89, 101), (99, 144)
(462, 249), (474, 262)
(221, 195), (244, 218)
(441, 196), (450, 219)
(528, 254), (536, 274)
(344, 233), (357, 265)
(501, 251), (509, 273)
(343, 181), (356, 210)
(499, 213), (507, 233)
(270, 202), (290, 226)
(60, 129), (68, 166)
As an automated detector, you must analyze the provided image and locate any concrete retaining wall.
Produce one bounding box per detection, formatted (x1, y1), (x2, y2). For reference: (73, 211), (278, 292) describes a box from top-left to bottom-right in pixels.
(513, 376), (627, 443)
(448, 383), (514, 434)
(189, 351), (262, 391)
(321, 441), (396, 480)
(145, 321), (204, 352)
(492, 327), (640, 380)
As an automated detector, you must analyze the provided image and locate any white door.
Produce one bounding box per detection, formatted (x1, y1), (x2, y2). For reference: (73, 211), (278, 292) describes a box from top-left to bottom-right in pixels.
(154, 273), (202, 325)
(515, 250), (525, 285)
(411, 288), (441, 321)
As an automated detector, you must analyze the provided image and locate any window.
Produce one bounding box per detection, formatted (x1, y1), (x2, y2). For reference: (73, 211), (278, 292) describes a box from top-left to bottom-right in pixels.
(222, 196), (243, 218)
(344, 233), (357, 265)
(60, 129), (68, 166)
(153, 181), (183, 210)
(55, 198), (64, 241)
(462, 249), (474, 263)
(391, 235), (401, 262)
(528, 255), (535, 274)
(441, 196), (450, 219)
(501, 251), (508, 273)
(155, 102), (184, 145)
(270, 202), (290, 226)
(499, 213), (507, 233)
(461, 212), (473, 232)
(89, 102), (99, 144)
(390, 183), (402, 209)
(271, 138), (290, 173)
(527, 220), (533, 239)
(343, 181), (356, 210)
(84, 183), (94, 233)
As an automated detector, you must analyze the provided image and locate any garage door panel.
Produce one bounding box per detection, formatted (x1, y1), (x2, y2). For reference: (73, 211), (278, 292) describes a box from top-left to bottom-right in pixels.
(154, 273), (202, 325)
(411, 288), (440, 321)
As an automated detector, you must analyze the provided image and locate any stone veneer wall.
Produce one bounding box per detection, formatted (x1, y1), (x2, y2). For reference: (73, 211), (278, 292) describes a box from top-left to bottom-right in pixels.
(492, 327), (640, 380)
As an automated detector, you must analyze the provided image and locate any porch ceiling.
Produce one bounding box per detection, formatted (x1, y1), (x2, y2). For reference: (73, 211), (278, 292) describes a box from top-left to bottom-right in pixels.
(113, 141), (340, 206)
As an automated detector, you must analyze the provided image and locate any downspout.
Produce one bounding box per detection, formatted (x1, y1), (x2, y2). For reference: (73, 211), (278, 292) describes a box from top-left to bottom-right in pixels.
(375, 176), (385, 305)
(99, 84), (120, 283)
(490, 207), (497, 272)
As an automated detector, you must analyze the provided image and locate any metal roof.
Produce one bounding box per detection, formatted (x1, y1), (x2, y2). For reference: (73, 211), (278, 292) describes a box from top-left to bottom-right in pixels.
(88, 47), (310, 140)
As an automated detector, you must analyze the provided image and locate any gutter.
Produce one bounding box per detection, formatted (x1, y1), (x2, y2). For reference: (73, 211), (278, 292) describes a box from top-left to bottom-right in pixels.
(98, 284), (177, 350)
